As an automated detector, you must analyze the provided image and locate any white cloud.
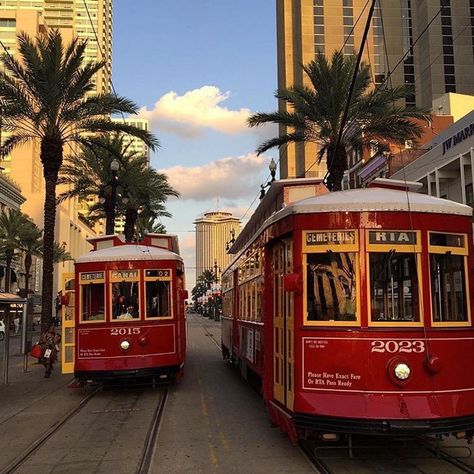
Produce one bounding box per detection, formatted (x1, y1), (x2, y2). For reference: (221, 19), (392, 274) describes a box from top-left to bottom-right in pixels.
(138, 86), (252, 137)
(159, 153), (271, 201)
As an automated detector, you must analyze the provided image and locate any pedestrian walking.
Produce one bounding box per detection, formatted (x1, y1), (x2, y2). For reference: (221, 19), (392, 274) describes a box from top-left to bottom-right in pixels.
(39, 324), (61, 378)
(13, 315), (20, 334)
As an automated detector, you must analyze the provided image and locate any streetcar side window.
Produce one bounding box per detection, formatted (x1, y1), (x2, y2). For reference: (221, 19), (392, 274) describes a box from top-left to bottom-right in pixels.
(429, 232), (469, 324)
(306, 252), (357, 322)
(369, 252), (420, 323)
(366, 230), (422, 326)
(111, 282), (140, 320)
(80, 282), (105, 322)
(145, 280), (171, 318)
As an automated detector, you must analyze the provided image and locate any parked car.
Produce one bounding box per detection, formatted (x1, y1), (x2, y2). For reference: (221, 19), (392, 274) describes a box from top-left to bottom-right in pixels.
(0, 320), (5, 341)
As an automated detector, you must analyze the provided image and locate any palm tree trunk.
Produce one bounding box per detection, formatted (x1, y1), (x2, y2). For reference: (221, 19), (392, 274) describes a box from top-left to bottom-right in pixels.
(24, 253), (31, 298)
(124, 208), (138, 242)
(40, 138), (62, 331)
(326, 144), (348, 192)
(5, 252), (13, 293)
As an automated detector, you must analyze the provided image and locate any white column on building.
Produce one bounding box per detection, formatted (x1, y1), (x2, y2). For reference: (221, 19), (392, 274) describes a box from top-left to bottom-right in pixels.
(460, 154), (466, 204)
(434, 168), (440, 197)
(470, 148), (474, 195)
(427, 173), (432, 196)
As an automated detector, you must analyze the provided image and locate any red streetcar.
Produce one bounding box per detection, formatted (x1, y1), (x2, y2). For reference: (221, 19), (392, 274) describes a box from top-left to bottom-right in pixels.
(71, 234), (186, 384)
(221, 177), (474, 443)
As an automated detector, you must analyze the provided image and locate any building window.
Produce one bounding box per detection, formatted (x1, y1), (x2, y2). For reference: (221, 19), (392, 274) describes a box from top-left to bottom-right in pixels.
(401, 0), (416, 106)
(314, 0), (325, 54)
(440, 0), (456, 93)
(343, 1), (354, 56)
(466, 183), (474, 207)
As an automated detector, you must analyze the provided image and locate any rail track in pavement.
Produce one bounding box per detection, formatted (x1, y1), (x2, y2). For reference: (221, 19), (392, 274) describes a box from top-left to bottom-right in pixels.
(0, 384), (169, 474)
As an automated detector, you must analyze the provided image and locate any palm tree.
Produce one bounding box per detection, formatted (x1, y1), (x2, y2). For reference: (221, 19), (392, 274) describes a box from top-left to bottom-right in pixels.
(0, 208), (32, 292)
(248, 50), (427, 191)
(19, 222), (43, 299)
(52, 242), (73, 265)
(120, 163), (178, 242)
(136, 214), (167, 240)
(0, 30), (158, 329)
(59, 134), (178, 242)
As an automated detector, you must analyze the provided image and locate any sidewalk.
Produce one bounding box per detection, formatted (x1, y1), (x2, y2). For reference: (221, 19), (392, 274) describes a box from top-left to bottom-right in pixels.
(0, 338), (83, 472)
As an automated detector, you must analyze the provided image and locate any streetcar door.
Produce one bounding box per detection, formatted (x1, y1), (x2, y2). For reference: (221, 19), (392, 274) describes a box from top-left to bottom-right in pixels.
(61, 273), (75, 374)
(272, 239), (295, 410)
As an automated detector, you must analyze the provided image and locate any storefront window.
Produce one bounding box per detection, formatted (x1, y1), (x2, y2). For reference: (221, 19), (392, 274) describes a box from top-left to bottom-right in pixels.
(306, 252), (356, 321)
(145, 280), (171, 318)
(369, 252), (419, 322)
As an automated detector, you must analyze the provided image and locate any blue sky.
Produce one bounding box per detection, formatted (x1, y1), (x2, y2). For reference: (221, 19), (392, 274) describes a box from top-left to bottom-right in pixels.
(113, 0), (278, 288)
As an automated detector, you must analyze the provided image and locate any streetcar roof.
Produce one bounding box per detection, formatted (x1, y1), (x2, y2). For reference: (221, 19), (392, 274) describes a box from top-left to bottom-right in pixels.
(76, 244), (183, 263)
(226, 187), (472, 268)
(282, 188), (472, 216)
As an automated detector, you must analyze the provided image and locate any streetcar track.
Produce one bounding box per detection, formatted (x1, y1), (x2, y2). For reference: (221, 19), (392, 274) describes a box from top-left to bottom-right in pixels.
(299, 440), (334, 473)
(137, 389), (168, 474)
(299, 437), (474, 474)
(0, 387), (99, 474)
(419, 438), (474, 473)
(202, 325), (221, 351)
(0, 377), (74, 426)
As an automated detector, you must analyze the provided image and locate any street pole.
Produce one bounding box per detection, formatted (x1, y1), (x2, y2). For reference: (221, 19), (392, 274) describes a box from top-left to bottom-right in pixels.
(21, 303), (28, 373)
(3, 306), (10, 384)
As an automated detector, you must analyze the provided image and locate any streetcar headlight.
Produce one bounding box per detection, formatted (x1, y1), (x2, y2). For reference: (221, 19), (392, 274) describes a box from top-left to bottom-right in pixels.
(120, 340), (130, 351)
(394, 363), (410, 380)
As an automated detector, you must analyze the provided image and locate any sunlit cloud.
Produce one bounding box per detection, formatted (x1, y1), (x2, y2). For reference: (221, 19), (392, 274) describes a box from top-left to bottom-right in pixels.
(159, 153), (272, 201)
(138, 86), (252, 137)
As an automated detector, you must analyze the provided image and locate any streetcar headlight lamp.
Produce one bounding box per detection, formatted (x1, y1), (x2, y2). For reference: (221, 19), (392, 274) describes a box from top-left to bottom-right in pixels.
(120, 340), (130, 351)
(394, 363), (410, 380)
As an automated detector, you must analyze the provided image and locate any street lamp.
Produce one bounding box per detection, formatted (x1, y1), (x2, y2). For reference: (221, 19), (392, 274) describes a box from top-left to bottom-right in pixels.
(100, 159), (129, 235)
(259, 158), (277, 199)
(225, 228), (236, 252)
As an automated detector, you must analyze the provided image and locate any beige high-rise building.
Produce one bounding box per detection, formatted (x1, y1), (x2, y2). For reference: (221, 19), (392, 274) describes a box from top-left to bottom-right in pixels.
(0, 0), (112, 95)
(195, 211), (241, 279)
(277, 0), (474, 179)
(0, 1), (113, 299)
(111, 118), (151, 164)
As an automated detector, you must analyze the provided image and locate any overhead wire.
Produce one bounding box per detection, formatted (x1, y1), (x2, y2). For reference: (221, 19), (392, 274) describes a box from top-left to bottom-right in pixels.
(82, 0), (126, 123)
(321, 0), (452, 184)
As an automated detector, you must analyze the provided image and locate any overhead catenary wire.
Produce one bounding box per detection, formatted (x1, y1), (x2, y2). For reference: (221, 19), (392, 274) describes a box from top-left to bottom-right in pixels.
(320, 0), (452, 184)
(82, 0), (126, 123)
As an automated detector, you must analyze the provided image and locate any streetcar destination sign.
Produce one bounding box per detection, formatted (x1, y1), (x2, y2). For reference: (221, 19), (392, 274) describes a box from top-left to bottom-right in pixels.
(111, 270), (139, 280)
(305, 231), (356, 246)
(368, 231), (416, 245)
(80, 272), (104, 281)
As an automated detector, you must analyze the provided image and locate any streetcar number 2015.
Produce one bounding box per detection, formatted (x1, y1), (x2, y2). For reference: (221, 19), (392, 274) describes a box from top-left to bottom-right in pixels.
(371, 340), (425, 353)
(110, 328), (140, 336)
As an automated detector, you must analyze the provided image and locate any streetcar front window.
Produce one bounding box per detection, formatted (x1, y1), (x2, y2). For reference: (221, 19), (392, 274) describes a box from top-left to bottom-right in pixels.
(430, 253), (468, 322)
(145, 280), (171, 318)
(369, 252), (420, 322)
(111, 281), (140, 320)
(81, 282), (105, 322)
(306, 252), (357, 321)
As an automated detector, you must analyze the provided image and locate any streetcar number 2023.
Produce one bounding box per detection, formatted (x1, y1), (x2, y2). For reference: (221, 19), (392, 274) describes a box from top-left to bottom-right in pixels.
(110, 328), (140, 336)
(371, 340), (425, 353)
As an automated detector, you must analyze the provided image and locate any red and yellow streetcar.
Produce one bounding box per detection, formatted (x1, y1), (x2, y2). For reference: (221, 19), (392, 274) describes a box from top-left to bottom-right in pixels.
(222, 178), (474, 442)
(66, 233), (187, 384)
